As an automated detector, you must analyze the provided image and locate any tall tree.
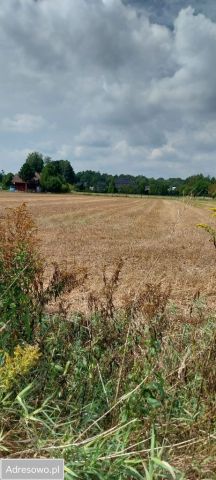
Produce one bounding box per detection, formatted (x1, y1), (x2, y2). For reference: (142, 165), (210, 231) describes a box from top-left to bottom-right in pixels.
(40, 161), (69, 192)
(19, 163), (35, 182)
(2, 172), (13, 189)
(0, 170), (4, 183)
(58, 160), (75, 184)
(137, 179), (146, 195)
(26, 152), (44, 173)
(108, 177), (116, 193)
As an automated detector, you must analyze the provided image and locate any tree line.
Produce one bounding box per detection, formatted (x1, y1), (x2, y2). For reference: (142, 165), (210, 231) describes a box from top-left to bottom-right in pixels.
(0, 151), (216, 196)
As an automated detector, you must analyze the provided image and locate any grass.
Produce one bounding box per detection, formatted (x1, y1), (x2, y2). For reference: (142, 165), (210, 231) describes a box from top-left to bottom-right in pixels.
(0, 201), (215, 479)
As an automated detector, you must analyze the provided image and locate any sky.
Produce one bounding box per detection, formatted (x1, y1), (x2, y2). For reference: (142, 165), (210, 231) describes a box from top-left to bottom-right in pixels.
(0, 0), (216, 177)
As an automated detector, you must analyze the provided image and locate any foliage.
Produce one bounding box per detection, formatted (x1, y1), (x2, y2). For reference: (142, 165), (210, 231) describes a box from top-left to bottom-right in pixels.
(58, 160), (75, 184)
(42, 175), (67, 193)
(181, 174), (210, 196)
(137, 178), (146, 195)
(25, 152), (44, 173)
(40, 163), (68, 192)
(76, 170), (109, 192)
(2, 148), (216, 196)
(2, 172), (14, 189)
(19, 162), (35, 182)
(108, 177), (117, 193)
(40, 160), (74, 192)
(0, 203), (86, 351)
(17, 153), (74, 193)
(0, 169), (4, 183)
(75, 170), (215, 197)
(0, 203), (42, 349)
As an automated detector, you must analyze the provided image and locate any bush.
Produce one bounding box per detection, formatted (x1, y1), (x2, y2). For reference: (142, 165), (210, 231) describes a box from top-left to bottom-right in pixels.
(0, 204), (42, 349)
(43, 175), (64, 192)
(0, 203), (86, 351)
(40, 173), (69, 193)
(61, 182), (70, 193)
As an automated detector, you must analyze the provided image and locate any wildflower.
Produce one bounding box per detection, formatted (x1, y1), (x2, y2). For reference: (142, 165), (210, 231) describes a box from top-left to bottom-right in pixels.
(0, 345), (41, 392)
(197, 223), (216, 248)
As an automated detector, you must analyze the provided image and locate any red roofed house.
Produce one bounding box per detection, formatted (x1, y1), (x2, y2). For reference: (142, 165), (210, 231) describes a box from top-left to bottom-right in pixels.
(12, 172), (41, 192)
(12, 175), (27, 192)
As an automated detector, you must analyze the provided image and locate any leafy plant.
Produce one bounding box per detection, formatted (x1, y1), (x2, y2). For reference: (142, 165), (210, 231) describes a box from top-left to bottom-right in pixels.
(0, 203), (86, 350)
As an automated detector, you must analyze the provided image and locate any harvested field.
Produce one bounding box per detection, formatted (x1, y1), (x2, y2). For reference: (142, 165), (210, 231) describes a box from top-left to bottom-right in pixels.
(1, 192), (216, 310)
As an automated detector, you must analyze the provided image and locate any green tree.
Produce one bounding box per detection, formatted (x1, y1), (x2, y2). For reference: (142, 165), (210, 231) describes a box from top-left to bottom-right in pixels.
(44, 156), (52, 165)
(108, 178), (117, 193)
(181, 174), (211, 196)
(19, 163), (35, 182)
(193, 178), (209, 196)
(0, 170), (4, 183)
(25, 152), (44, 173)
(44, 176), (64, 193)
(40, 162), (69, 192)
(119, 185), (134, 194)
(58, 160), (75, 184)
(2, 173), (13, 189)
(137, 179), (146, 195)
(41, 162), (59, 178)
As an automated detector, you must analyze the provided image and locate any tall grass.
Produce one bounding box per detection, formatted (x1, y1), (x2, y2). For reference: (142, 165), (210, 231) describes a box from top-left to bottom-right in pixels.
(0, 204), (215, 479)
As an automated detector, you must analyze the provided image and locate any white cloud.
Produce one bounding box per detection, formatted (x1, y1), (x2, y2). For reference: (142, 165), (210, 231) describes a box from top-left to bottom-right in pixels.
(1, 114), (46, 133)
(0, 0), (216, 176)
(150, 144), (176, 160)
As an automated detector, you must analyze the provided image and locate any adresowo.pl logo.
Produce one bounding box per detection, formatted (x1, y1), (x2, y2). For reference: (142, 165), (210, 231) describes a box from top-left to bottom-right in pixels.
(0, 459), (64, 480)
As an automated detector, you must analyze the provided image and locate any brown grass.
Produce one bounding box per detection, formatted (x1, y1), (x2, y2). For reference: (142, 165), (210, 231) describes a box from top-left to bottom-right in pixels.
(0, 192), (215, 310)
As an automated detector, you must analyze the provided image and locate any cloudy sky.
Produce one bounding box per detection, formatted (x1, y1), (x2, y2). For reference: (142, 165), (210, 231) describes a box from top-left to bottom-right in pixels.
(0, 0), (216, 177)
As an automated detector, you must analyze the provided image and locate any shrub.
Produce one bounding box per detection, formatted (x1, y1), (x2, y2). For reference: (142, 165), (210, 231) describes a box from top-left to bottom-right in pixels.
(41, 175), (64, 192)
(0, 204), (43, 349)
(0, 203), (86, 351)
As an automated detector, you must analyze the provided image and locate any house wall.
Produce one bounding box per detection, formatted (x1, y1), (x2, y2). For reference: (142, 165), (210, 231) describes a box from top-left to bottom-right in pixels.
(15, 182), (27, 192)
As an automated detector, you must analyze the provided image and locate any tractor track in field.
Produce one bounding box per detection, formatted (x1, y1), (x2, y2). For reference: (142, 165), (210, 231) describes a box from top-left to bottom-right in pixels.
(1, 192), (216, 311)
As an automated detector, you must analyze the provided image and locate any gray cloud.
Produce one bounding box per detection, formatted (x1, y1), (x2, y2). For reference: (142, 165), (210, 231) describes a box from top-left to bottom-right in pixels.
(0, 0), (216, 177)
(1, 114), (46, 133)
(125, 0), (216, 26)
